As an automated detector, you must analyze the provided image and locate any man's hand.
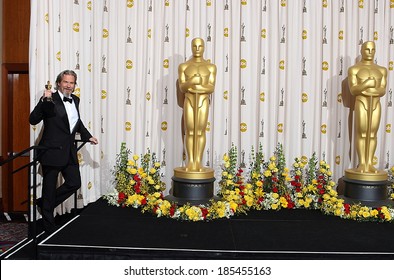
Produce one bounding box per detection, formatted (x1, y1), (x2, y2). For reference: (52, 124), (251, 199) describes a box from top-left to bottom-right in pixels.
(89, 137), (99, 145)
(43, 89), (53, 99)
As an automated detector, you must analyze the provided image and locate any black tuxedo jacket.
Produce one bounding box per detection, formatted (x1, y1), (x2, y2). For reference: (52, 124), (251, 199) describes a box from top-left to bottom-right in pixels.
(29, 91), (92, 166)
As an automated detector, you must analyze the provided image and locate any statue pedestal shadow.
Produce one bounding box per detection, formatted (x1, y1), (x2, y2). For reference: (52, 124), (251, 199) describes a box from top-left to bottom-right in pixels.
(339, 169), (394, 207)
(165, 167), (219, 205)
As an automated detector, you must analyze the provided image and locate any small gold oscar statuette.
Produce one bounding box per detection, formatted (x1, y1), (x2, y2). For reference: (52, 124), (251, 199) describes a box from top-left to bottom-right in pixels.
(44, 80), (53, 102)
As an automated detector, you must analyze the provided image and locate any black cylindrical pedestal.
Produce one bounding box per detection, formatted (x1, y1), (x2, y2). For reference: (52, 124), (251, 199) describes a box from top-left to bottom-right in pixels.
(166, 176), (216, 205)
(342, 177), (394, 207)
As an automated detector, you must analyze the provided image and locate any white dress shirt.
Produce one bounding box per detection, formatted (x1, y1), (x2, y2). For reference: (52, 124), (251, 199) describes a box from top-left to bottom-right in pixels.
(58, 92), (79, 133)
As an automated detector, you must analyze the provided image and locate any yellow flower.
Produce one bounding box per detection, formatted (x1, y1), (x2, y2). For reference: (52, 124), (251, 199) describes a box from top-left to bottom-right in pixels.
(280, 197), (288, 208)
(254, 188), (264, 197)
(133, 154), (139, 161)
(370, 209), (379, 217)
(153, 192), (161, 198)
(225, 162), (230, 168)
(127, 160), (135, 166)
(271, 203), (279, 210)
(268, 163), (276, 170)
(255, 181), (263, 187)
(127, 168), (137, 175)
(129, 179), (135, 185)
(245, 196), (254, 207)
(222, 171), (228, 177)
(362, 211), (370, 218)
(186, 207), (201, 221)
(154, 162), (161, 167)
(264, 170), (272, 177)
(150, 168), (157, 174)
(272, 193), (279, 199)
(223, 154), (229, 161)
(159, 200), (171, 215)
(154, 184), (161, 190)
(217, 208), (225, 218)
(270, 156), (276, 161)
(229, 201), (238, 212)
(350, 210), (357, 218)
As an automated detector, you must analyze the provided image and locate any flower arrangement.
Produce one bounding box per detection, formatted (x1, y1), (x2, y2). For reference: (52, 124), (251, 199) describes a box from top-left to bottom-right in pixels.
(103, 142), (394, 223)
(104, 142), (166, 208)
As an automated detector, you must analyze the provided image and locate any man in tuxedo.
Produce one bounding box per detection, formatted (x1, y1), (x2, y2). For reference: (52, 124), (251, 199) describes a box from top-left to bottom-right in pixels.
(29, 70), (98, 234)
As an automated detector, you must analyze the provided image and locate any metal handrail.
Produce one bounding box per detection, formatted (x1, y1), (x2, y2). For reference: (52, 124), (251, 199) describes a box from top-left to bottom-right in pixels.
(0, 140), (88, 258)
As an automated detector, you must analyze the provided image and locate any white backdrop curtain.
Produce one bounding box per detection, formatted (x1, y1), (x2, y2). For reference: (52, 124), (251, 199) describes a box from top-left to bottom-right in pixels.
(29, 0), (394, 213)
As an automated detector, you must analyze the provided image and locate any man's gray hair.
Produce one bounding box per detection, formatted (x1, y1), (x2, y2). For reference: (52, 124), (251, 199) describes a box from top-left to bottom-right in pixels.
(54, 70), (78, 90)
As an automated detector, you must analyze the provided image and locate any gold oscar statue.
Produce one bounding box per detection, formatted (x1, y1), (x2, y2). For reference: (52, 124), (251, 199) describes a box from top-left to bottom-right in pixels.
(44, 81), (53, 102)
(174, 37), (217, 180)
(345, 41), (388, 182)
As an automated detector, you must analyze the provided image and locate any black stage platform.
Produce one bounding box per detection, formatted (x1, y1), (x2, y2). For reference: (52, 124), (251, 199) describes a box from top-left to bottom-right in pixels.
(8, 198), (394, 259)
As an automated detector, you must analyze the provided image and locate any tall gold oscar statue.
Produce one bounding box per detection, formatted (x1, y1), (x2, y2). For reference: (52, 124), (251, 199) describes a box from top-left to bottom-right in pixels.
(343, 41), (390, 204)
(170, 38), (217, 204)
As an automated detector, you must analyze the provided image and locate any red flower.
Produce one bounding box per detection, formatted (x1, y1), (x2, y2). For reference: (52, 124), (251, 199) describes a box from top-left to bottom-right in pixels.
(118, 192), (126, 201)
(141, 197), (147, 205)
(287, 200), (295, 209)
(344, 204), (351, 214)
(272, 187), (278, 193)
(201, 208), (209, 218)
(295, 175), (300, 180)
(170, 205), (176, 216)
(134, 174), (141, 181)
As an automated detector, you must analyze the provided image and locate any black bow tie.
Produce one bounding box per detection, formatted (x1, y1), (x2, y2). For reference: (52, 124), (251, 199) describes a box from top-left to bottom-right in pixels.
(63, 97), (72, 103)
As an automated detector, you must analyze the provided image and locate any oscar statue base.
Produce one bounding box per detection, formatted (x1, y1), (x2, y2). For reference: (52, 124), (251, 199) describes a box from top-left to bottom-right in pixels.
(165, 167), (217, 206)
(340, 169), (394, 207)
